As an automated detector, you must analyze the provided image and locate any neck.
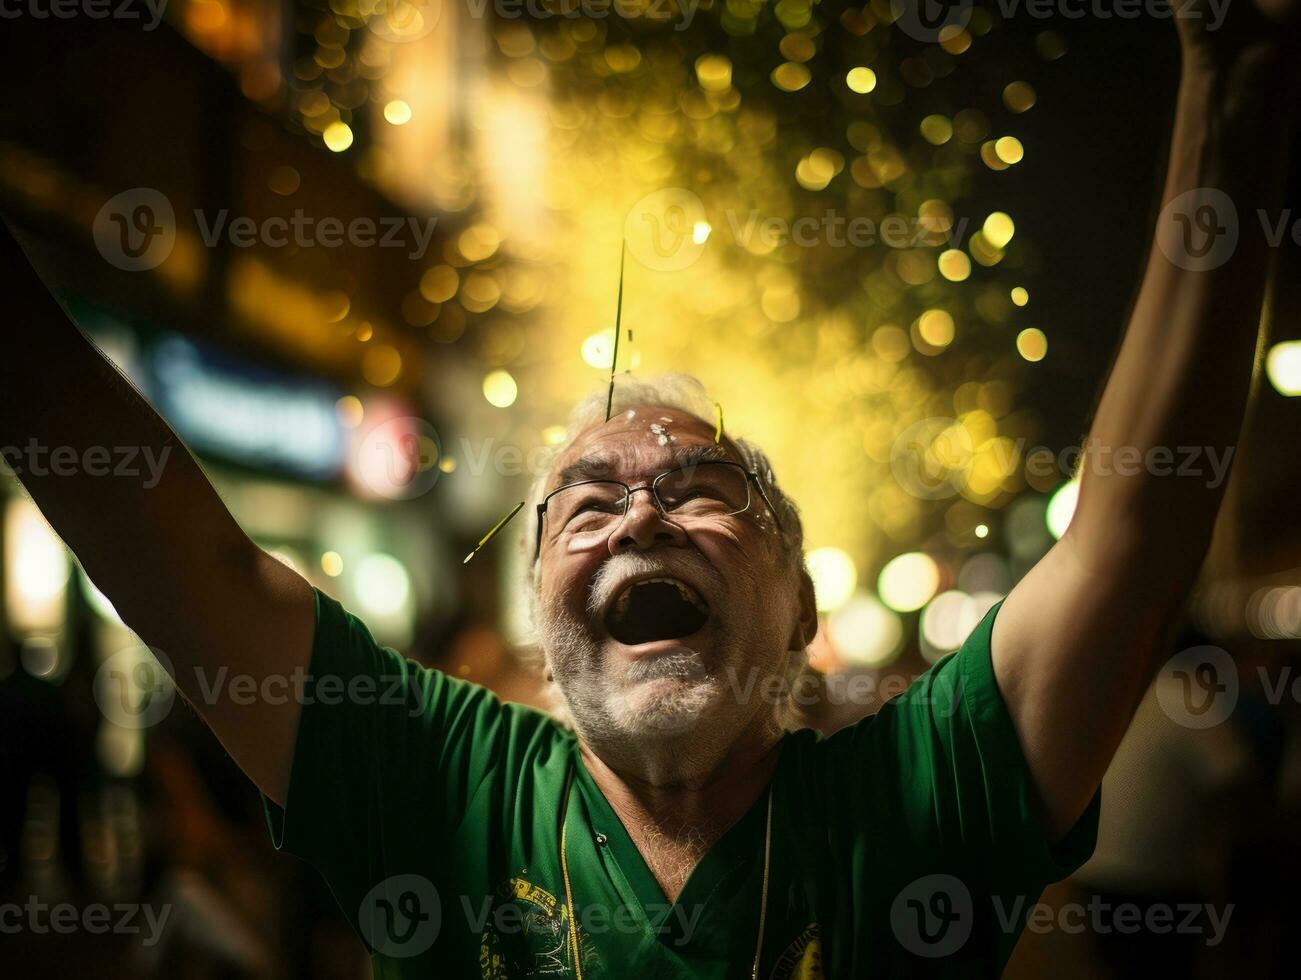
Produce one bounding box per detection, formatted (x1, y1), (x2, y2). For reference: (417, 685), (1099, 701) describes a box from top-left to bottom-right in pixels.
(577, 723), (783, 902)
(587, 717), (779, 828)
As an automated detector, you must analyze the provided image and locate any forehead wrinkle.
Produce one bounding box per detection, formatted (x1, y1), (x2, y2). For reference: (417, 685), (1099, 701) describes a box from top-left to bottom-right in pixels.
(550, 439), (735, 492)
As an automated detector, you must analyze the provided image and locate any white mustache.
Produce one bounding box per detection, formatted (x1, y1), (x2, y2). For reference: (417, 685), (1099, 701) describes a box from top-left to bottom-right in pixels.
(585, 550), (722, 620)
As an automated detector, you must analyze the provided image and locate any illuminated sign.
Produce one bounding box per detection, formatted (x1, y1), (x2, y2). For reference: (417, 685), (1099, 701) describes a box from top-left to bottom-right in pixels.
(149, 334), (346, 480)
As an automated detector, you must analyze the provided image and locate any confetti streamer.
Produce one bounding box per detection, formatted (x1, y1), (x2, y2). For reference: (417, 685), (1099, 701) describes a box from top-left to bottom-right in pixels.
(714, 401), (724, 443)
(463, 500), (525, 564)
(604, 239), (628, 422)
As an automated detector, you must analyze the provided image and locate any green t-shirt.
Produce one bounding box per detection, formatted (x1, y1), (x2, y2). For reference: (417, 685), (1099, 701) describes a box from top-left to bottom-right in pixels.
(264, 589), (1099, 978)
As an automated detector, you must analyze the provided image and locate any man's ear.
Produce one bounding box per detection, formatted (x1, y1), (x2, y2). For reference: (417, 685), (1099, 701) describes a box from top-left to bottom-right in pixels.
(787, 566), (818, 651)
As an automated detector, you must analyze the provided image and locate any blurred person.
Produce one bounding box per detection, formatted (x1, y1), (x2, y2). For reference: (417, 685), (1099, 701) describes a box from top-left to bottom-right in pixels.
(3, 6), (1299, 978)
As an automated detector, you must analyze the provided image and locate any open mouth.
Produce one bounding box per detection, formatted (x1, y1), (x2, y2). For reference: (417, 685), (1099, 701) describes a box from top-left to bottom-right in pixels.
(604, 577), (710, 646)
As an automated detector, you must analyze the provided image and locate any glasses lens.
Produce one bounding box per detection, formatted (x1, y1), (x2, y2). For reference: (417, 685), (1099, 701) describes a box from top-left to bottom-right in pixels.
(547, 482), (627, 539)
(656, 464), (750, 517)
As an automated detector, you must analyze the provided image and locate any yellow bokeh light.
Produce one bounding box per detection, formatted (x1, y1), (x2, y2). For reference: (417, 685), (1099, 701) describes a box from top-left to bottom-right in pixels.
(483, 370), (518, 408)
(920, 115), (953, 146)
(918, 309), (956, 349)
(968, 231), (1005, 267)
(994, 136), (1024, 164)
(323, 121), (354, 152)
(695, 53), (732, 92)
(1017, 327), (1048, 362)
(1266, 340), (1301, 396)
(807, 547), (858, 612)
(1003, 81), (1037, 113)
(772, 62), (811, 92)
(938, 249), (971, 282)
(383, 100), (412, 125)
(458, 224), (501, 262)
(981, 141), (1010, 172)
(878, 552), (940, 613)
(362, 344), (402, 386)
(581, 329), (614, 369)
(420, 265), (460, 304)
(321, 551), (344, 577)
(846, 67), (877, 94)
(827, 593), (903, 667)
(1011, 286), (1029, 307)
(983, 212), (1015, 249)
(268, 165), (300, 196)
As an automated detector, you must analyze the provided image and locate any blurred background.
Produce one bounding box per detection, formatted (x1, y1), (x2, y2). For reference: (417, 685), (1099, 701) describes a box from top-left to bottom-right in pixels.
(2, 2), (1301, 977)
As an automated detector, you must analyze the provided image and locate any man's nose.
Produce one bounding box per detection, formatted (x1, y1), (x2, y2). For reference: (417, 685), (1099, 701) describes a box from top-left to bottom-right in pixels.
(608, 487), (688, 555)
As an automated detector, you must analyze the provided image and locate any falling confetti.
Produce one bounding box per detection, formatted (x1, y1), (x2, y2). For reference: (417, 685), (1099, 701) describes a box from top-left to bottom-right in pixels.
(463, 500), (526, 564)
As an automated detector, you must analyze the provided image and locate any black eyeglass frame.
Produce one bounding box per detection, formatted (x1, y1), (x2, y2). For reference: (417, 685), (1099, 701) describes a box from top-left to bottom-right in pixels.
(533, 460), (785, 560)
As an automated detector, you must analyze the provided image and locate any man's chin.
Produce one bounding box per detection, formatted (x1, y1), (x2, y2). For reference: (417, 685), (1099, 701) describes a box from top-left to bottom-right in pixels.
(609, 675), (719, 737)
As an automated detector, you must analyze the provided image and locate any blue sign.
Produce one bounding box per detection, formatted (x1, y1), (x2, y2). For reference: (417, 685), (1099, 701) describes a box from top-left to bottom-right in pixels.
(148, 334), (347, 480)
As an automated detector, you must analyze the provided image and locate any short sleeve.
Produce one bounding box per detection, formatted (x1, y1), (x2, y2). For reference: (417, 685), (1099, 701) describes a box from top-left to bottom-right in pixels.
(819, 598), (1100, 896)
(261, 587), (556, 939)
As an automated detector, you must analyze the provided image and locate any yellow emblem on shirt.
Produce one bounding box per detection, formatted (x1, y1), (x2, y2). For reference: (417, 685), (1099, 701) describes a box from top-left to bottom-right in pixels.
(769, 923), (822, 980)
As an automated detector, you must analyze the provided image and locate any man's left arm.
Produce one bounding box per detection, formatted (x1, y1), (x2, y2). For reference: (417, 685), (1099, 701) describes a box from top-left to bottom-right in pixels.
(992, 5), (1300, 840)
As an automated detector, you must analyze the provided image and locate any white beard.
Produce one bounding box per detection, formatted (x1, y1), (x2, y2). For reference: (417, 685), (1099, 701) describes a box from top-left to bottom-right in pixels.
(538, 602), (723, 739)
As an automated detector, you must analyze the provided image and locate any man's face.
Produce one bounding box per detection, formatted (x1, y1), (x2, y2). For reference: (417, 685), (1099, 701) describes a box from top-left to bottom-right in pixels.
(534, 406), (804, 746)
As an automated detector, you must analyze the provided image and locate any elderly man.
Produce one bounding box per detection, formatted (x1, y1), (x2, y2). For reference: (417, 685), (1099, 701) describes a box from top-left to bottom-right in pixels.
(2, 4), (1297, 977)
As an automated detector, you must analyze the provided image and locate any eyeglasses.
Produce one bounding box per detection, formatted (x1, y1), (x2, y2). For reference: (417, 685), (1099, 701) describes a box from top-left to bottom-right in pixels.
(534, 460), (784, 560)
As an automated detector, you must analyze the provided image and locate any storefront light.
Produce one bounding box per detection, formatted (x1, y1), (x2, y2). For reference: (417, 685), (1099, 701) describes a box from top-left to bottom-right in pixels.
(355, 553), (411, 618)
(5, 497), (70, 633)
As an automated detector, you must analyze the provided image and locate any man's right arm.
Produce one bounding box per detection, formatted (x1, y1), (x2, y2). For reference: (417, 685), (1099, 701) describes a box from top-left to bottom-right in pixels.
(1, 218), (314, 806)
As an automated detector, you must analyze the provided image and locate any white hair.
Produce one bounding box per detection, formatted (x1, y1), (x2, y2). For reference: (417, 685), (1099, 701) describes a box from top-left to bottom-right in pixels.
(516, 372), (816, 731)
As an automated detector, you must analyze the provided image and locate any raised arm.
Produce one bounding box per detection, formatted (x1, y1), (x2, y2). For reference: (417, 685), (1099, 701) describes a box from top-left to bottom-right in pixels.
(991, 4), (1300, 837)
(0, 219), (314, 806)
